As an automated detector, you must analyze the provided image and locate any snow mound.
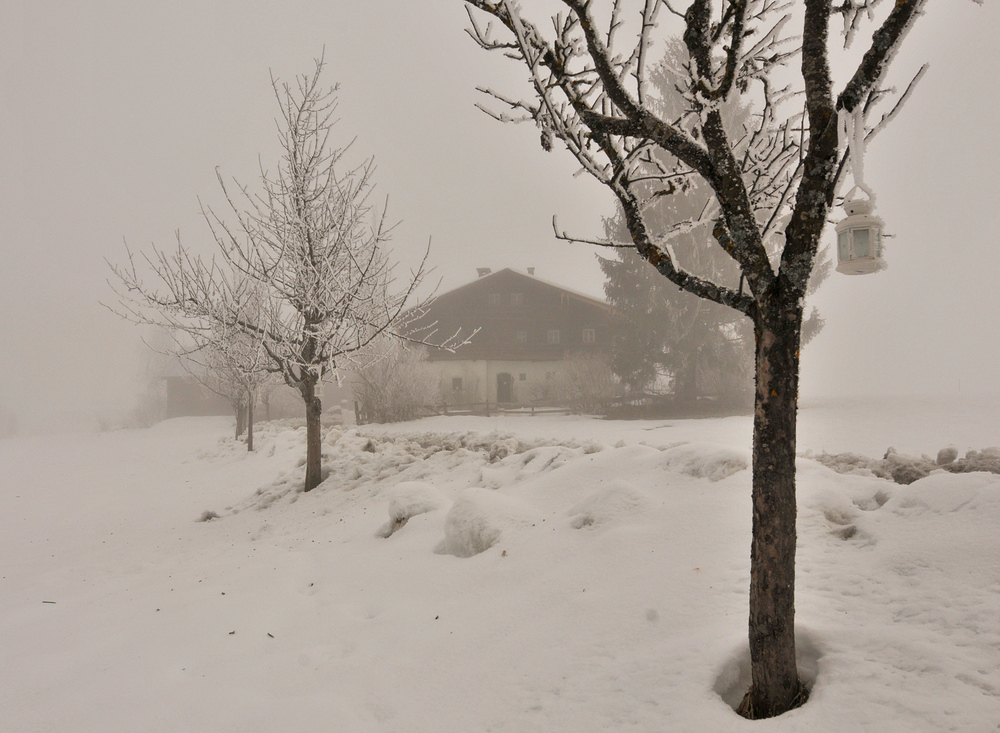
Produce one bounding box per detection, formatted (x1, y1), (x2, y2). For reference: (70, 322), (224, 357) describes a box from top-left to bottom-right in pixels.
(809, 450), (881, 478)
(886, 471), (1000, 516)
(946, 446), (1000, 475)
(378, 481), (450, 537)
(660, 443), (749, 481)
(799, 480), (878, 544)
(811, 445), (1000, 485)
(438, 488), (538, 557)
(328, 428), (376, 452)
(488, 437), (520, 462)
(512, 445), (577, 474)
(567, 481), (655, 529)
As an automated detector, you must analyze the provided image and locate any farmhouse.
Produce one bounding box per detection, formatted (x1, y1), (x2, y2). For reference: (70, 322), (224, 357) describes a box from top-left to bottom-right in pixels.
(412, 268), (613, 406)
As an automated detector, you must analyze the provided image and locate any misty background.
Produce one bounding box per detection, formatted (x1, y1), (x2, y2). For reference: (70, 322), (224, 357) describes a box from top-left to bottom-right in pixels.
(1, 1), (998, 433)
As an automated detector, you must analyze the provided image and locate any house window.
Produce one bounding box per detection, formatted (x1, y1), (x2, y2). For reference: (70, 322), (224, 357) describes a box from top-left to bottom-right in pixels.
(452, 377), (463, 391)
(488, 293), (501, 306)
(547, 329), (560, 344)
(582, 328), (595, 344)
(510, 292), (524, 306)
(515, 330), (528, 344)
(519, 373), (526, 381)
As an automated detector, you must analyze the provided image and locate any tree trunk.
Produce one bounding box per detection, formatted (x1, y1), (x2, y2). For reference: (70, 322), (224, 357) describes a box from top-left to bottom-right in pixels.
(302, 378), (323, 491)
(235, 401), (246, 439)
(741, 291), (805, 719)
(246, 395), (254, 452)
(675, 349), (700, 405)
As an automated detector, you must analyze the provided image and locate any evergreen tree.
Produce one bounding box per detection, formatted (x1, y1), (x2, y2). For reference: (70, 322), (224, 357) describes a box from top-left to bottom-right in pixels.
(599, 46), (826, 404)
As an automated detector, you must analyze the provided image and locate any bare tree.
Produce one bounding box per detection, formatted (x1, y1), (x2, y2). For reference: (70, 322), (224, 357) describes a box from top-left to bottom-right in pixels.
(460, 0), (956, 718)
(110, 57), (454, 490)
(351, 338), (438, 424)
(196, 325), (275, 452)
(553, 352), (622, 412)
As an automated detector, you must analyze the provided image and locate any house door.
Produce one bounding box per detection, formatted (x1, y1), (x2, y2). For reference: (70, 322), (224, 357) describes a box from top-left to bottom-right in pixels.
(496, 372), (513, 403)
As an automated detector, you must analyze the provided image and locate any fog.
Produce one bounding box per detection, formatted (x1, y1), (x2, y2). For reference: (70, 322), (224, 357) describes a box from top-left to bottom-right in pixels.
(2, 1), (998, 433)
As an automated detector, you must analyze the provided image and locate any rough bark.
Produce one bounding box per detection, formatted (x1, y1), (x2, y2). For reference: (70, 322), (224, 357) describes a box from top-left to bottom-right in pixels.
(741, 287), (805, 718)
(302, 378), (323, 491)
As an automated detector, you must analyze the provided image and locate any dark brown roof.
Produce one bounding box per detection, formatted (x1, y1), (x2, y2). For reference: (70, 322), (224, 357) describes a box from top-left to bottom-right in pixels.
(409, 268), (612, 362)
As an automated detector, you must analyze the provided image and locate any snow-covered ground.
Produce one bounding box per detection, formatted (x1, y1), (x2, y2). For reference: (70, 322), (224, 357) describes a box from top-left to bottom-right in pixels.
(2, 396), (998, 732)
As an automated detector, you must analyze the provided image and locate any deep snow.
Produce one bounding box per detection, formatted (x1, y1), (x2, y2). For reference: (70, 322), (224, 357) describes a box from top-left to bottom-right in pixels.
(1, 396), (998, 732)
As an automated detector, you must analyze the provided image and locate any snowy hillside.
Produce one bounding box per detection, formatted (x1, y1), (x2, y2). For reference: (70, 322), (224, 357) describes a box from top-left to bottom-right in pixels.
(2, 397), (998, 731)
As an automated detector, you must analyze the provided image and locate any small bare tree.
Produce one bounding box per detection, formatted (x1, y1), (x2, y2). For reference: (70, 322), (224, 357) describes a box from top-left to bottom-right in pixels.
(351, 338), (438, 424)
(196, 324), (275, 451)
(110, 57), (456, 490)
(553, 353), (622, 412)
(458, 0), (965, 718)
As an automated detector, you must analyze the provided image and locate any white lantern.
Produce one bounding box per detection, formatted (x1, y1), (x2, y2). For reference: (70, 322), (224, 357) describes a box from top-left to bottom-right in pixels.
(835, 198), (885, 275)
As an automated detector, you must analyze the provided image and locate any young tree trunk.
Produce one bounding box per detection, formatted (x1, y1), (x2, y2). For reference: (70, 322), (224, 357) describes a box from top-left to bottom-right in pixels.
(235, 401), (247, 439)
(741, 290), (805, 718)
(675, 350), (700, 405)
(246, 394), (254, 452)
(302, 378), (323, 491)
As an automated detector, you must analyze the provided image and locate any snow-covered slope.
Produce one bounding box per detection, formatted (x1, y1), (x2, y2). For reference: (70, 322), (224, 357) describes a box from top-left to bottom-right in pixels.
(2, 398), (998, 731)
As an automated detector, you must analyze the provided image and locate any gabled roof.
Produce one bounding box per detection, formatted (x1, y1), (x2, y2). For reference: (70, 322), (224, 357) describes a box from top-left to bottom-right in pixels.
(407, 267), (613, 362)
(433, 268), (610, 310)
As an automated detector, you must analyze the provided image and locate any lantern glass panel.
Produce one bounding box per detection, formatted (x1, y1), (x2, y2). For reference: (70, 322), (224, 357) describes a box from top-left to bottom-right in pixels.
(838, 231), (850, 261)
(853, 228), (871, 258)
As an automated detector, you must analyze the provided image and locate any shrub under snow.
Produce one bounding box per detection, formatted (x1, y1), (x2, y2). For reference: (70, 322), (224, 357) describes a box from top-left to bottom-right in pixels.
(439, 487), (538, 557)
(377, 481), (450, 537)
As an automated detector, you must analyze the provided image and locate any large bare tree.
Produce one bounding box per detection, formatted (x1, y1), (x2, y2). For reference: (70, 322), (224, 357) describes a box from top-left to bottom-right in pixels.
(111, 58), (452, 490)
(459, 0), (953, 718)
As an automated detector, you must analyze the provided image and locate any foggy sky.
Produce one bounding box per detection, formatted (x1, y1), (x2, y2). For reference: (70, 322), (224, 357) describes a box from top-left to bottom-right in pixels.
(1, 1), (998, 432)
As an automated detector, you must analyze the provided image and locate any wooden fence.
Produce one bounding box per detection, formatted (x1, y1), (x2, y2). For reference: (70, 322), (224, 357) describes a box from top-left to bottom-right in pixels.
(354, 399), (574, 425)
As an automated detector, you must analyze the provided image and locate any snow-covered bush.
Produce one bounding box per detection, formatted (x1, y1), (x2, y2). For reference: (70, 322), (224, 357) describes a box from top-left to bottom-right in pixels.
(551, 353), (623, 413)
(351, 340), (438, 424)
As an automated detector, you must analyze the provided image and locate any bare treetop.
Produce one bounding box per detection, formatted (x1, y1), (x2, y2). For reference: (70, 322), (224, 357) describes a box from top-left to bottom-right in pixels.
(465, 0), (931, 314)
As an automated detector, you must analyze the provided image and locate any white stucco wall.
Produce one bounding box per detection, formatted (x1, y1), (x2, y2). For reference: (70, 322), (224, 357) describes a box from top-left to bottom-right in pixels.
(431, 359), (568, 405)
